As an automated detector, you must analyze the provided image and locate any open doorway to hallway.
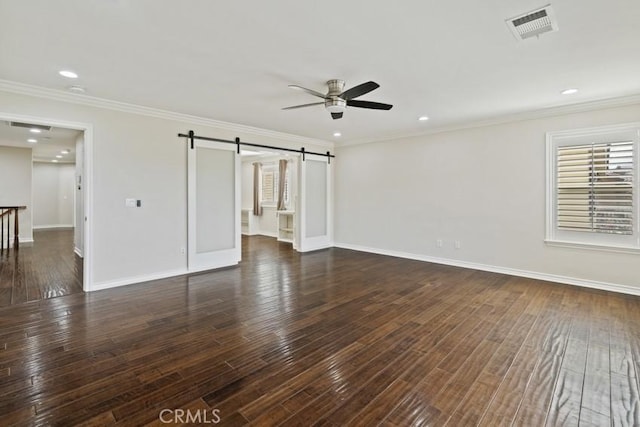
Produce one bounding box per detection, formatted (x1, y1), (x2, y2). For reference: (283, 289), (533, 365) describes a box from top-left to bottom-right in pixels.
(0, 120), (84, 306)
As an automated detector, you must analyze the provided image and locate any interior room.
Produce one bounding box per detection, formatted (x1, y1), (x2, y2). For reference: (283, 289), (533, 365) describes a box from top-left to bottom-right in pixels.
(240, 150), (298, 245)
(0, 1), (639, 425)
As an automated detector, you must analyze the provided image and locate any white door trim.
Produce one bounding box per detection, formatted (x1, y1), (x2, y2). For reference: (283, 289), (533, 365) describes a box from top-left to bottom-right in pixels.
(0, 112), (94, 291)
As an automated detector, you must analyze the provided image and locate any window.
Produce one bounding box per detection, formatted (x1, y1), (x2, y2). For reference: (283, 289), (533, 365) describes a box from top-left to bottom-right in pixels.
(282, 167), (290, 206)
(546, 123), (640, 251)
(261, 162), (290, 207)
(261, 169), (276, 204)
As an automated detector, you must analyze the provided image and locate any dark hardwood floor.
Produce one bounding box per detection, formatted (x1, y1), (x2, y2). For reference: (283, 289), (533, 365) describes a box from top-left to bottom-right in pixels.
(1, 235), (640, 426)
(0, 229), (83, 307)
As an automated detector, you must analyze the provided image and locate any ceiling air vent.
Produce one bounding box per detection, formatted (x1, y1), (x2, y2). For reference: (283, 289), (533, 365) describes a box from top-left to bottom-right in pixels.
(9, 121), (51, 131)
(506, 4), (558, 40)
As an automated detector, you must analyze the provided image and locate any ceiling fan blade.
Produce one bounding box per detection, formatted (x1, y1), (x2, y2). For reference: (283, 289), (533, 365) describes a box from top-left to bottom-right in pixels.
(339, 81), (380, 100)
(331, 112), (343, 120)
(288, 85), (326, 99)
(282, 102), (325, 110)
(347, 100), (393, 110)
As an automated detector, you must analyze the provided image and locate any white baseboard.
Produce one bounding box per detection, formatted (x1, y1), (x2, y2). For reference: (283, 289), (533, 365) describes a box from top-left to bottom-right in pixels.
(74, 246), (83, 258)
(90, 269), (189, 292)
(334, 242), (640, 297)
(3, 237), (34, 248)
(242, 231), (277, 238)
(33, 224), (74, 230)
(90, 260), (243, 292)
(299, 239), (334, 253)
(255, 232), (278, 238)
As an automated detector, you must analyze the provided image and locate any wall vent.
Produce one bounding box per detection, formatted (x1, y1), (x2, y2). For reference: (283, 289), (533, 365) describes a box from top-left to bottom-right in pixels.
(9, 121), (51, 131)
(506, 4), (558, 40)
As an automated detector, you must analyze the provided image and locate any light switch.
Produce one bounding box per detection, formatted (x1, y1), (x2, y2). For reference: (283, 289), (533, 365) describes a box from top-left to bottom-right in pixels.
(125, 198), (137, 208)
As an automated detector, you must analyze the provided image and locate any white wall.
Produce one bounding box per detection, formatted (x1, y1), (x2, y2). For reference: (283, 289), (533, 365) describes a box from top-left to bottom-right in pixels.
(75, 133), (84, 255)
(0, 89), (331, 289)
(255, 206), (278, 237)
(0, 146), (32, 243)
(335, 103), (640, 291)
(33, 162), (75, 229)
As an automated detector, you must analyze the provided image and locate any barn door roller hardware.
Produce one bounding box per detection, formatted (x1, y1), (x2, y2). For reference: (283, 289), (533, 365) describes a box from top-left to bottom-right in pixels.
(178, 131), (335, 162)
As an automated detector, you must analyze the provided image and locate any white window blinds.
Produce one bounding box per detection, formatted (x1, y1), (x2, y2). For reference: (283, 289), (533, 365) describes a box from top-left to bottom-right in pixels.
(262, 171), (275, 203)
(261, 166), (290, 206)
(557, 141), (634, 235)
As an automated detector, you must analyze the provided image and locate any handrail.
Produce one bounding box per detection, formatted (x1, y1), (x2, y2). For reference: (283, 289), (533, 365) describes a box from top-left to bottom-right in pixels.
(0, 206), (26, 251)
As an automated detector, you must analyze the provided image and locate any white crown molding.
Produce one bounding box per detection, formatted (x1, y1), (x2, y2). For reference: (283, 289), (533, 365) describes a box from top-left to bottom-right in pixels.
(32, 159), (76, 164)
(340, 93), (640, 147)
(0, 79), (334, 149)
(334, 242), (640, 296)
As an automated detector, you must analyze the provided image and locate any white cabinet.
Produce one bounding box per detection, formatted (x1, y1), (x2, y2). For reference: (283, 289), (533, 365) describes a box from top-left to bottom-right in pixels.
(241, 209), (255, 235)
(277, 211), (295, 243)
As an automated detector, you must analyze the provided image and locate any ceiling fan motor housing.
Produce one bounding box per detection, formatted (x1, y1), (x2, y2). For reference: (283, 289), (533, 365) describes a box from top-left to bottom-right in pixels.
(326, 79), (347, 112)
(326, 79), (345, 95)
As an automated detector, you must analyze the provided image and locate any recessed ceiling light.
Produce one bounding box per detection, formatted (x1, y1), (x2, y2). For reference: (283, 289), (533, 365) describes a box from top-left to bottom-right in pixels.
(27, 138), (37, 143)
(59, 70), (78, 79)
(52, 159), (59, 163)
(67, 85), (86, 94)
(56, 155), (63, 158)
(561, 88), (578, 95)
(333, 132), (341, 137)
(61, 149), (70, 154)
(30, 128), (42, 133)
(418, 116), (429, 121)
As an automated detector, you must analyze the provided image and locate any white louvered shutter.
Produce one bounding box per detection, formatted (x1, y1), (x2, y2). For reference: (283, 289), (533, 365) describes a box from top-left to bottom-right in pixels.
(557, 141), (634, 235)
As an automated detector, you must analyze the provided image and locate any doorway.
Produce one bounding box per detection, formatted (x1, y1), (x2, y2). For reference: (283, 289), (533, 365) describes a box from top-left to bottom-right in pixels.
(239, 149), (298, 248)
(0, 113), (92, 304)
(185, 136), (333, 273)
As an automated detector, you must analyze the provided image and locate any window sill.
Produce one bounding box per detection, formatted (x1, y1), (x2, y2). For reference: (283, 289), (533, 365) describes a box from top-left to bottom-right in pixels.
(544, 239), (640, 255)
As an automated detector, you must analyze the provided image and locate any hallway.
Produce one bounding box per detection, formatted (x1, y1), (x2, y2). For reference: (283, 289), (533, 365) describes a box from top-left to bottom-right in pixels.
(0, 229), (82, 307)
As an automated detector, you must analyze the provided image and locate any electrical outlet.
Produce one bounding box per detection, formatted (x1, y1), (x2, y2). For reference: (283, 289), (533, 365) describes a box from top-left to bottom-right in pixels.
(180, 247), (186, 254)
(454, 240), (461, 249)
(436, 239), (443, 248)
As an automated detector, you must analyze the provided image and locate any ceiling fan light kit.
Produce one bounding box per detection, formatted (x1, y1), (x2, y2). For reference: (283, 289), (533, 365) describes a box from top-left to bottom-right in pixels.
(284, 79), (393, 120)
(325, 99), (346, 113)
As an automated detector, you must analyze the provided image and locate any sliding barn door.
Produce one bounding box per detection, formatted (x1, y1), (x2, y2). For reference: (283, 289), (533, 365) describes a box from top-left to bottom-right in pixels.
(297, 155), (332, 252)
(187, 140), (240, 272)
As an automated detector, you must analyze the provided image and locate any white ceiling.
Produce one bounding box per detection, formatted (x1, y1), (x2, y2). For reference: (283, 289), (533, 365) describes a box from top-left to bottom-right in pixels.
(0, 1), (639, 144)
(0, 121), (78, 163)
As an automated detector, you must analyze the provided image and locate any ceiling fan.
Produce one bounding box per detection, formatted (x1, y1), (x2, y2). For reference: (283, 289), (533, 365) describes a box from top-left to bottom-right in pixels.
(283, 79), (392, 120)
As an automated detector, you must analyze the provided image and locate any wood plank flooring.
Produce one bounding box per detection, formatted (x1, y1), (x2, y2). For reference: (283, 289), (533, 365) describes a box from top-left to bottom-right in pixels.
(1, 235), (640, 426)
(0, 229), (83, 307)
